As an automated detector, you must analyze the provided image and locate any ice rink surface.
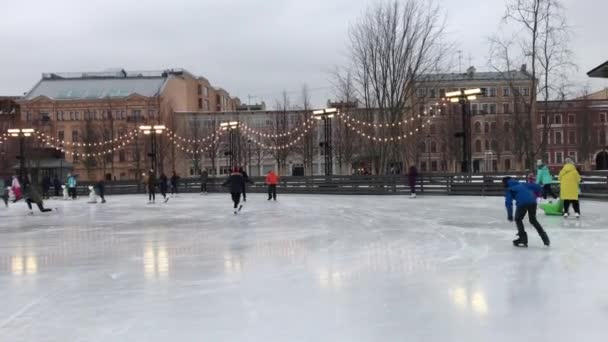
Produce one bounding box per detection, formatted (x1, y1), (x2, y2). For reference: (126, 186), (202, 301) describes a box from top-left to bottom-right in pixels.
(0, 193), (607, 341)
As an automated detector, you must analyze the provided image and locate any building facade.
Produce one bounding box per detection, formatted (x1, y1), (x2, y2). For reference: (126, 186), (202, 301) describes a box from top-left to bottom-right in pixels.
(415, 66), (535, 173)
(537, 98), (608, 171)
(16, 69), (240, 181)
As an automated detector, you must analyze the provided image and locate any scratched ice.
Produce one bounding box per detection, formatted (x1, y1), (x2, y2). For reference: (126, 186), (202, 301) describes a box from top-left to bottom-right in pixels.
(1, 194), (607, 341)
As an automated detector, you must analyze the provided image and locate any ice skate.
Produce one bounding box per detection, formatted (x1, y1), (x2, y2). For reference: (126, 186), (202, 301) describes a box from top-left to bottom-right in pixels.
(575, 213), (580, 219)
(513, 232), (528, 248)
(410, 193), (417, 199)
(233, 209), (238, 215)
(164, 197), (170, 203)
(537, 230), (550, 247)
(28, 211), (34, 216)
(563, 213), (569, 218)
(238, 204), (243, 212)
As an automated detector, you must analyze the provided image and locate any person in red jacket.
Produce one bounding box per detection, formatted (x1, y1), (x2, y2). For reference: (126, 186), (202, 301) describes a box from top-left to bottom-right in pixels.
(265, 170), (279, 201)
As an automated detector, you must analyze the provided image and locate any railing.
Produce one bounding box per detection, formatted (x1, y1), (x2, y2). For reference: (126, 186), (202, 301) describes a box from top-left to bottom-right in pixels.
(69, 172), (608, 200)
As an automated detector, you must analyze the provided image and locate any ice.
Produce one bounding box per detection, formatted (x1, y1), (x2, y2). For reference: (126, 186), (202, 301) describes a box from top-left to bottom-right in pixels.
(1, 193), (607, 341)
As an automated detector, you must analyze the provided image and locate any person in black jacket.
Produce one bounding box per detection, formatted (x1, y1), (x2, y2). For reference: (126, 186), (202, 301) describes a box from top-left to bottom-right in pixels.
(147, 170), (157, 204)
(159, 173), (169, 203)
(222, 168), (245, 214)
(170, 171), (180, 197)
(238, 167), (253, 202)
(200, 169), (209, 195)
(24, 186), (53, 214)
(53, 175), (61, 197)
(94, 179), (106, 203)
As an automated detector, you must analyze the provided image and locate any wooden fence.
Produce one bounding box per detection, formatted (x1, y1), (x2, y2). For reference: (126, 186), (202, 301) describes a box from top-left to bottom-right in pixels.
(71, 172), (608, 200)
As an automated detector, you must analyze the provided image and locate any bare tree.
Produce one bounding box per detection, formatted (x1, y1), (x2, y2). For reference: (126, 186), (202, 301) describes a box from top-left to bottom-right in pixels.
(344, 0), (450, 174)
(332, 70), (360, 174)
(267, 91), (293, 175)
(489, 0), (575, 169)
(293, 85), (316, 175)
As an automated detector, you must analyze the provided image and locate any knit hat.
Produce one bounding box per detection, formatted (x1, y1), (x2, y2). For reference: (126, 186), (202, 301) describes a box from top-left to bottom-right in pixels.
(536, 159), (543, 166)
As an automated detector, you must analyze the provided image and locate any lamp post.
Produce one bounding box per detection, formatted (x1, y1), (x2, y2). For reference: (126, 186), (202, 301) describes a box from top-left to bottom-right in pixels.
(426, 134), (431, 173)
(313, 108), (337, 176)
(139, 125), (166, 172)
(247, 139), (252, 175)
(7, 128), (35, 184)
(446, 88), (482, 173)
(220, 121), (239, 170)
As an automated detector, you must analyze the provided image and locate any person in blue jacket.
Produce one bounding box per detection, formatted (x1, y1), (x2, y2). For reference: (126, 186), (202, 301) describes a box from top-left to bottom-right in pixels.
(503, 177), (550, 248)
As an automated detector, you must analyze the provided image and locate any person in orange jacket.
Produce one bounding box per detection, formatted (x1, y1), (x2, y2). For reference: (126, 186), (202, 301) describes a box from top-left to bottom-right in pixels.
(265, 170), (279, 201)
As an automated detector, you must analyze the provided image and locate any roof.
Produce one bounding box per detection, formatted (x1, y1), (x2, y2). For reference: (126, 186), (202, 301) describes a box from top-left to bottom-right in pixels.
(587, 60), (608, 78)
(419, 70), (533, 82)
(24, 76), (168, 101)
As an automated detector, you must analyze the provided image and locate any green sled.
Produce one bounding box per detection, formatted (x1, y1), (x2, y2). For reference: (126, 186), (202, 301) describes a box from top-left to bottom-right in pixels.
(539, 200), (563, 216)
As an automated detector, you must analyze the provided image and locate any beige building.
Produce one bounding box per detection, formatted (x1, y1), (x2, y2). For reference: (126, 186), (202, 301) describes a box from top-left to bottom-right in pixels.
(19, 69), (240, 181)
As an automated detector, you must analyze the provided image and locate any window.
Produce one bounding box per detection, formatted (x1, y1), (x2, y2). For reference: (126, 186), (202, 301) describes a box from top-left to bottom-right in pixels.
(491, 122), (497, 132)
(420, 142), (427, 153)
(418, 105), (425, 115)
(491, 140), (499, 151)
(480, 88), (487, 97)
(568, 151), (577, 163)
(555, 131), (563, 145)
(475, 121), (482, 133)
(600, 130), (607, 145)
(58, 131), (65, 141)
(523, 87), (530, 96)
(420, 161), (427, 172)
(430, 124), (436, 134)
(417, 88), (427, 97)
(600, 113), (607, 123)
(431, 141), (437, 153)
(504, 122), (511, 133)
(475, 140), (482, 153)
(555, 151), (563, 164)
(75, 112), (80, 120)
(568, 131), (576, 144)
(119, 150), (126, 162)
(198, 98), (203, 109)
(503, 87), (511, 97)
(489, 87), (497, 97)
(544, 153), (551, 164)
(204, 87), (208, 97)
(204, 100), (210, 111)
(26, 112), (32, 121)
(471, 104), (479, 115)
(439, 89), (446, 98)
(72, 130), (79, 142)
(568, 114), (575, 124)
(485, 140), (490, 151)
(484, 122), (490, 133)
(481, 104), (489, 115)
(197, 84), (202, 95)
(431, 161), (438, 172)
(503, 103), (510, 114)
(554, 114), (562, 125)
(541, 115), (546, 125)
(504, 159), (511, 171)
(429, 89), (436, 98)
(489, 104), (497, 114)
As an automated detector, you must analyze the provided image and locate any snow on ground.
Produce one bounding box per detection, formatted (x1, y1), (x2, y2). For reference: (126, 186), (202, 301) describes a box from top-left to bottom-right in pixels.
(0, 193), (607, 341)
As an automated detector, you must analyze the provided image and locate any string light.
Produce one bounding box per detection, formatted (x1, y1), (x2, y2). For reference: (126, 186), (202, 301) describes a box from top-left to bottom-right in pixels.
(164, 128), (219, 144)
(36, 134), (134, 157)
(335, 103), (445, 130)
(169, 130), (225, 154)
(240, 121), (317, 150)
(335, 112), (438, 142)
(239, 116), (317, 138)
(38, 129), (138, 147)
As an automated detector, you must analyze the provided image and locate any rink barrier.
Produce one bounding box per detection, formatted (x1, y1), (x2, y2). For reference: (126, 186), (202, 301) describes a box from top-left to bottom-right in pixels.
(61, 171), (608, 200)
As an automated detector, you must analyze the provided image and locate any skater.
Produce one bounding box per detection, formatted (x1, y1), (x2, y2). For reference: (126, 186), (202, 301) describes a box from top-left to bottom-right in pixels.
(53, 175), (61, 197)
(170, 171), (180, 197)
(408, 165), (418, 198)
(11, 175), (22, 202)
(239, 167), (253, 201)
(42, 175), (51, 199)
(159, 172), (169, 202)
(222, 168), (245, 214)
(146, 170), (157, 204)
(536, 160), (557, 201)
(200, 169), (208, 194)
(503, 177), (550, 247)
(67, 173), (77, 199)
(559, 158), (581, 218)
(1, 178), (8, 207)
(95, 179), (106, 203)
(24, 185), (53, 214)
(265, 170), (279, 201)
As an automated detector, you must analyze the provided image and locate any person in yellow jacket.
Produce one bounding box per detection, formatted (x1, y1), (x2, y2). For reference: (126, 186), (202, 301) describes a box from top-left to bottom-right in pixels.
(558, 158), (581, 218)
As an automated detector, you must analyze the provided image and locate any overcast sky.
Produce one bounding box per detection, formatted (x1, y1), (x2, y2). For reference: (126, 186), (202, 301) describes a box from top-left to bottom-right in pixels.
(1, 0), (606, 107)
